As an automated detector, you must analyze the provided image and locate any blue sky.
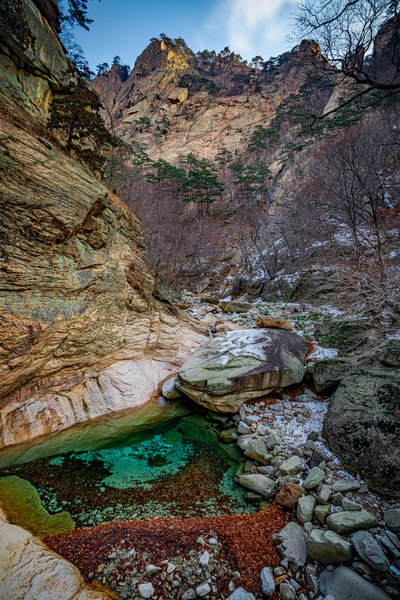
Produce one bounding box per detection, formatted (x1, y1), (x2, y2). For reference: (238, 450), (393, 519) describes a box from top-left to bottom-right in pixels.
(71, 0), (297, 72)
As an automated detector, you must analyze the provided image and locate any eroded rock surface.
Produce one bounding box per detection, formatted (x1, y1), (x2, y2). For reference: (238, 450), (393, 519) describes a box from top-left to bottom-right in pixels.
(0, 0), (206, 465)
(175, 328), (308, 412)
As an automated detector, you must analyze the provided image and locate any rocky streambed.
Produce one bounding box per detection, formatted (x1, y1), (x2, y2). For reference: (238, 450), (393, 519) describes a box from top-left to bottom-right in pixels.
(1, 296), (400, 600)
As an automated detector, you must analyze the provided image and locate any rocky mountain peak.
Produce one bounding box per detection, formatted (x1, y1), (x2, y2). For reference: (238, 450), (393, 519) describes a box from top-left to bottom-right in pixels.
(133, 38), (189, 75)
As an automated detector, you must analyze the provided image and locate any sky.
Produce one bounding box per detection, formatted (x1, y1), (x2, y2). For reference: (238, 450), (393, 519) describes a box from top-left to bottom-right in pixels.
(71, 0), (297, 73)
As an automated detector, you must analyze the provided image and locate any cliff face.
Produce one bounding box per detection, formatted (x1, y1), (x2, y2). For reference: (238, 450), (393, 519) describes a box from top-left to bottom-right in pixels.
(0, 0), (206, 466)
(92, 38), (332, 165)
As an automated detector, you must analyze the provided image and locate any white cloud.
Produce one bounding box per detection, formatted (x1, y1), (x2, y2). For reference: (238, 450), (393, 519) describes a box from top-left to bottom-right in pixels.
(206, 0), (296, 61)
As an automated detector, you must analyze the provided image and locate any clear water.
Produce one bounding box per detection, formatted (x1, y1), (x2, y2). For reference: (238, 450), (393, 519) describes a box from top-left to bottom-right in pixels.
(0, 414), (255, 529)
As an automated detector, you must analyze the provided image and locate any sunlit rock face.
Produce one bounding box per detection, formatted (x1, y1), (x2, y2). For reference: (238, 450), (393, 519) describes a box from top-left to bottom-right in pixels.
(92, 37), (331, 166)
(0, 0), (206, 464)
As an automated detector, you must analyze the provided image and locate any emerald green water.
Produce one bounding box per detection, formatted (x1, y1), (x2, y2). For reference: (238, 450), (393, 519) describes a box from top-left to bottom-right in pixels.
(0, 413), (254, 529)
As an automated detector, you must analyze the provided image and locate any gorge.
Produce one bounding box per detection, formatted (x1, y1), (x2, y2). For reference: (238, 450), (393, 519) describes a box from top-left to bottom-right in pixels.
(0, 1), (400, 600)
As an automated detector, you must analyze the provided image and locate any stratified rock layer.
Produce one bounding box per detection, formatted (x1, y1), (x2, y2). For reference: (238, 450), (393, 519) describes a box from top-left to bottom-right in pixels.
(323, 367), (400, 496)
(0, 0), (206, 466)
(176, 329), (308, 412)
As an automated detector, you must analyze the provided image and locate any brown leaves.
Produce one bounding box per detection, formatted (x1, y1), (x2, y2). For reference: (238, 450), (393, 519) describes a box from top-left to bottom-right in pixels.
(45, 506), (287, 596)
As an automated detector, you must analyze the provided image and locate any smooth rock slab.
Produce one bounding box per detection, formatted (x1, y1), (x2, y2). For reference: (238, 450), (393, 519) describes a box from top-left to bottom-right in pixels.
(237, 474), (275, 497)
(274, 522), (308, 570)
(175, 328), (308, 412)
(308, 529), (353, 564)
(319, 566), (391, 600)
(326, 511), (378, 534)
(351, 531), (390, 571)
(332, 479), (360, 493)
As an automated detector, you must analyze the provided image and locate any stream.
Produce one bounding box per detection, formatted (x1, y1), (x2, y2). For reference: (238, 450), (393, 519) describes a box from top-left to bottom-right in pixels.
(0, 403), (255, 530)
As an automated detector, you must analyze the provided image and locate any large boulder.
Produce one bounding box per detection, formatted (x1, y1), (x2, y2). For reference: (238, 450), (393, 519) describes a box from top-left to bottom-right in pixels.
(175, 329), (309, 412)
(309, 357), (358, 392)
(323, 367), (400, 496)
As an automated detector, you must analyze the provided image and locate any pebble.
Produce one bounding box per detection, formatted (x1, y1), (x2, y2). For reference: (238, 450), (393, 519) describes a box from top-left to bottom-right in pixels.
(199, 551), (210, 566)
(195, 582), (211, 597)
(138, 582), (155, 599)
(145, 564), (161, 574)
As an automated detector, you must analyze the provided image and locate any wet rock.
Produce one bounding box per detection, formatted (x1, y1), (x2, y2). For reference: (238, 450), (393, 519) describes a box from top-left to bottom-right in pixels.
(219, 429), (238, 443)
(303, 467), (325, 489)
(351, 530), (390, 571)
(308, 529), (353, 564)
(237, 474), (275, 497)
(279, 456), (303, 476)
(326, 511), (378, 534)
(274, 522), (308, 570)
(260, 567), (275, 596)
(380, 531), (400, 558)
(138, 582), (155, 598)
(175, 329), (308, 412)
(384, 508), (400, 531)
(297, 495), (316, 524)
(275, 483), (304, 508)
(319, 566), (391, 600)
(323, 367), (400, 496)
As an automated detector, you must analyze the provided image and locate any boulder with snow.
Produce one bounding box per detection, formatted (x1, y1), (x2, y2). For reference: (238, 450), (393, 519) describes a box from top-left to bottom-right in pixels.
(175, 329), (309, 412)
